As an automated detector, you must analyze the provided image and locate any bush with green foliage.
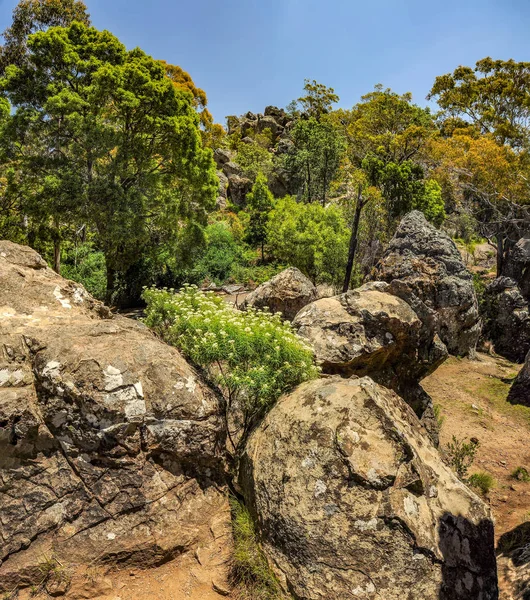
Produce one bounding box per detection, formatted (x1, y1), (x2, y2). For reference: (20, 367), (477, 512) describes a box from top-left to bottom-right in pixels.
(445, 435), (480, 479)
(194, 221), (248, 283)
(468, 472), (495, 495)
(267, 196), (349, 285)
(142, 285), (318, 453)
(229, 498), (285, 600)
(230, 263), (286, 288)
(511, 466), (530, 482)
(414, 179), (446, 227)
(61, 242), (106, 300)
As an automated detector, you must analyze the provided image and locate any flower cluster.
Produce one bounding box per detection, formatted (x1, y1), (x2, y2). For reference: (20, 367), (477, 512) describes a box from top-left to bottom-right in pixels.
(142, 285), (318, 416)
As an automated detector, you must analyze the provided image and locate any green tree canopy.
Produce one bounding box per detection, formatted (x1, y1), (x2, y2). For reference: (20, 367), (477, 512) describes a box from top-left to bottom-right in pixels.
(428, 58), (530, 148)
(334, 85), (435, 166)
(296, 78), (339, 120)
(1, 21), (218, 296)
(284, 117), (345, 205)
(0, 0), (90, 73)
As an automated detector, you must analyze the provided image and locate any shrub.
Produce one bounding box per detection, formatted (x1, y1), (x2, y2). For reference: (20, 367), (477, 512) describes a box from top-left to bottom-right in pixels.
(195, 221), (247, 284)
(468, 472), (495, 495)
(511, 466), (530, 482)
(433, 404), (445, 429)
(445, 436), (479, 479)
(142, 286), (318, 453)
(230, 263), (286, 288)
(267, 196), (349, 285)
(61, 243), (106, 300)
(230, 498), (284, 600)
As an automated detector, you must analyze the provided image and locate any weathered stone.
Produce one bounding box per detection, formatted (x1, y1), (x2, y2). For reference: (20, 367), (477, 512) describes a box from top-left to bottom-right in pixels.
(483, 277), (530, 363)
(241, 376), (498, 600)
(226, 173), (252, 206)
(257, 115), (284, 139)
(216, 171), (229, 209)
(0, 241), (227, 592)
(241, 267), (317, 321)
(222, 161), (244, 177)
(508, 349), (530, 406)
(264, 105), (286, 123)
(372, 210), (480, 357)
(293, 281), (447, 441)
(213, 148), (231, 168)
(240, 119), (257, 138)
(504, 236), (530, 299)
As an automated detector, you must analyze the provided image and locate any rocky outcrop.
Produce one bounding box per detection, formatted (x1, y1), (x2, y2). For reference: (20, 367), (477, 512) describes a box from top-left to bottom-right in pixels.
(241, 267), (317, 321)
(293, 281), (447, 441)
(241, 376), (498, 600)
(504, 237), (530, 300)
(483, 277), (530, 363)
(0, 241), (227, 593)
(226, 107), (290, 142)
(372, 211), (480, 357)
(508, 349), (530, 406)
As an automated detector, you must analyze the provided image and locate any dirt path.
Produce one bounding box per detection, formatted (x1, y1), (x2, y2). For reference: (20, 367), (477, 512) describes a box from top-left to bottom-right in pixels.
(423, 353), (530, 540)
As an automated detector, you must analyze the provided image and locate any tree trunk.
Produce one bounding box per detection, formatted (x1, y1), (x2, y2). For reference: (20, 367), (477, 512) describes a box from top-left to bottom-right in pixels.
(343, 187), (365, 293)
(53, 238), (61, 274)
(261, 240), (265, 263)
(496, 234), (504, 276)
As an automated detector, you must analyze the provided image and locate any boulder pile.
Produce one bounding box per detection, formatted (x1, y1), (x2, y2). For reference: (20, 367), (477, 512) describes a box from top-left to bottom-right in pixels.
(0, 234), (498, 599)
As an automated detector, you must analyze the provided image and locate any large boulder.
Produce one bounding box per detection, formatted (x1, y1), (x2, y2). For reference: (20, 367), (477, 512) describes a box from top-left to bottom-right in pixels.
(241, 267), (318, 321)
(241, 376), (498, 600)
(372, 211), (480, 357)
(0, 241), (227, 592)
(504, 236), (530, 299)
(293, 281), (447, 441)
(226, 173), (252, 206)
(483, 277), (530, 363)
(508, 349), (530, 406)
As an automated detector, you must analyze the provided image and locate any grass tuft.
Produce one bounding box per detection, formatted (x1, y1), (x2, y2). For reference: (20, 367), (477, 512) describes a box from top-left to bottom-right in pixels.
(468, 471), (495, 495)
(511, 466), (530, 482)
(230, 498), (286, 600)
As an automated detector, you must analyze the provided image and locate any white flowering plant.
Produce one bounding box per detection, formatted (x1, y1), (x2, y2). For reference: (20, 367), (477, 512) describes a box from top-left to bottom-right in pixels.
(142, 285), (318, 453)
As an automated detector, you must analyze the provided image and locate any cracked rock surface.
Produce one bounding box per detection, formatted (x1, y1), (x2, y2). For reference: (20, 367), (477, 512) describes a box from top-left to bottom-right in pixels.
(0, 240), (227, 592)
(240, 376), (498, 600)
(293, 281), (447, 444)
(371, 210), (480, 357)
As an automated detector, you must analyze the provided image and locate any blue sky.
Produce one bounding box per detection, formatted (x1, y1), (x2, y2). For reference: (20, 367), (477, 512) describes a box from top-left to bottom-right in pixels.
(0, 0), (528, 124)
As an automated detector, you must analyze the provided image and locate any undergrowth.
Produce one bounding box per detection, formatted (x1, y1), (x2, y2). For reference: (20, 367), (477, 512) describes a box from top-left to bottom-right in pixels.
(468, 471), (495, 495)
(511, 466), (530, 482)
(230, 498), (286, 600)
(445, 435), (479, 479)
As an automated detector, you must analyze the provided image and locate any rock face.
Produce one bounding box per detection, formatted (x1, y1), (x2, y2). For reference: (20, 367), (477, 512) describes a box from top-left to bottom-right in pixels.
(372, 211), (480, 357)
(508, 349), (530, 406)
(505, 236), (530, 300)
(241, 267), (318, 321)
(0, 241), (227, 592)
(220, 106), (295, 205)
(293, 281), (447, 442)
(241, 376), (498, 600)
(483, 277), (530, 363)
